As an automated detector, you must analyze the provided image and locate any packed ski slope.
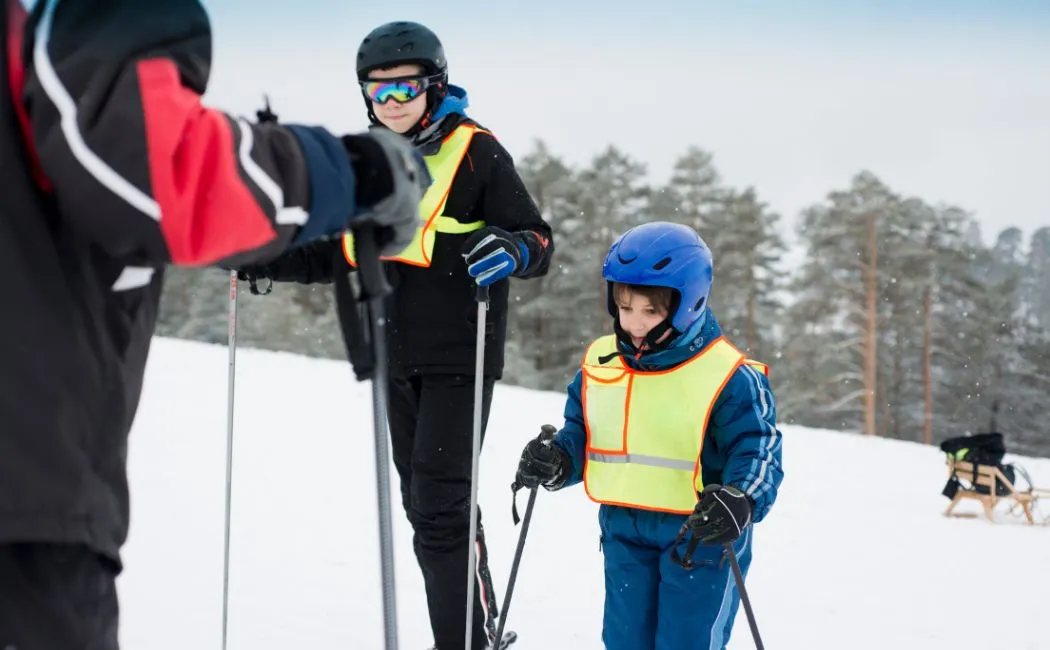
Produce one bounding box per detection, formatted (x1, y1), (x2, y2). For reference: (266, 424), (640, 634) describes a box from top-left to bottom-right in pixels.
(118, 337), (1050, 650)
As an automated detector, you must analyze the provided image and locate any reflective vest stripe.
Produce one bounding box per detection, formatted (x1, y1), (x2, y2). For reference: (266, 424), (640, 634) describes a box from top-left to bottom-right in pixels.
(586, 451), (697, 471)
(343, 123), (487, 267)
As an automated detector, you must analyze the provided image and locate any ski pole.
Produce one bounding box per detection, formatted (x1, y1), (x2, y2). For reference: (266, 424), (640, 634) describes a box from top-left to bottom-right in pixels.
(222, 269), (238, 650)
(353, 224), (399, 650)
(724, 541), (764, 650)
(492, 424), (556, 650)
(474, 522), (503, 646)
(464, 283), (489, 650)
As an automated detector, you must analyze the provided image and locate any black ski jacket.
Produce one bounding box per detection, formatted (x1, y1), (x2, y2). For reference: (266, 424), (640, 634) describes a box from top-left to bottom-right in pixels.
(241, 114), (555, 379)
(1, 0), (375, 565)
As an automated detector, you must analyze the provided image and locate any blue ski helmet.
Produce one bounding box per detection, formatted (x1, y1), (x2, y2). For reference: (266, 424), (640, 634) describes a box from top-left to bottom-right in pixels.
(602, 221), (714, 333)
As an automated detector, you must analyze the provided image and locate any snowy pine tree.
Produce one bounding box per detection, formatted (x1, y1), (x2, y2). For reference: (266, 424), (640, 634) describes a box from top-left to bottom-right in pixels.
(504, 139), (576, 388)
(702, 187), (786, 362)
(779, 171), (899, 435)
(1024, 227), (1050, 330)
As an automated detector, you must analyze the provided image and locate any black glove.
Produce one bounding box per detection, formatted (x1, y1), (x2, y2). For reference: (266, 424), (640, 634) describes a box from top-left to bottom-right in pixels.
(230, 264), (272, 295)
(515, 435), (569, 491)
(341, 129), (432, 258)
(686, 484), (753, 545)
(236, 265), (268, 283)
(461, 226), (527, 287)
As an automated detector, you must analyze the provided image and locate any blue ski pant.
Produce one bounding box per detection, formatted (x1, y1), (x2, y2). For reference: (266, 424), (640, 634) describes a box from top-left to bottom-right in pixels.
(598, 505), (753, 650)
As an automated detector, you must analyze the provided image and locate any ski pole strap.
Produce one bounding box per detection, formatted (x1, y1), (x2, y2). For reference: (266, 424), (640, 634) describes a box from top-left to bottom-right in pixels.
(670, 523), (702, 569)
(510, 480), (524, 525)
(256, 94), (278, 123)
(510, 425), (557, 525)
(352, 223), (391, 301)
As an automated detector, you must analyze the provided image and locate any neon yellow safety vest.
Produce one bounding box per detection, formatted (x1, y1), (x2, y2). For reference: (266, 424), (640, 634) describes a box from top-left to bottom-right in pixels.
(343, 123), (487, 268)
(580, 334), (768, 514)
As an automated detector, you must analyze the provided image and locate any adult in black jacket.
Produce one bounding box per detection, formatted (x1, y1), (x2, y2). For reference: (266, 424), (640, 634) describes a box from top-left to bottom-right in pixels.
(237, 21), (554, 650)
(0, 1), (427, 647)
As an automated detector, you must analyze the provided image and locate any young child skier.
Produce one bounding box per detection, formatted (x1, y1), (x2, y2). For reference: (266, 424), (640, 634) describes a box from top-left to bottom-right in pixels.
(513, 221), (784, 650)
(235, 20), (553, 650)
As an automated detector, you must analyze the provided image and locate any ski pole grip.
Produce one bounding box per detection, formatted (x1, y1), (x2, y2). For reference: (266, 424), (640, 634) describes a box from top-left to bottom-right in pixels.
(539, 424), (556, 445)
(353, 224), (391, 301)
(510, 424), (557, 523)
(475, 283), (489, 304)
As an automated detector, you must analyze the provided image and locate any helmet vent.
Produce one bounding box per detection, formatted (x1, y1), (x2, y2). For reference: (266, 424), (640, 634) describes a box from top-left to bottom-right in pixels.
(693, 297), (706, 312)
(653, 257), (672, 270)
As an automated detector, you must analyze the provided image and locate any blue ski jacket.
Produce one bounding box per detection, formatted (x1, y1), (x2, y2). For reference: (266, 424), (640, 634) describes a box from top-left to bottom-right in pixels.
(551, 311), (785, 524)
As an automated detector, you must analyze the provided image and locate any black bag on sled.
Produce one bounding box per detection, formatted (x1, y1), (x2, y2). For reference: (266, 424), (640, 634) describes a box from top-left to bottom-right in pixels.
(940, 432), (1016, 498)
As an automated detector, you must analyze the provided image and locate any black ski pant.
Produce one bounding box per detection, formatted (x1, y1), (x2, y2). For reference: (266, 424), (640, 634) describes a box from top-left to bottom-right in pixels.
(388, 373), (498, 650)
(0, 543), (120, 650)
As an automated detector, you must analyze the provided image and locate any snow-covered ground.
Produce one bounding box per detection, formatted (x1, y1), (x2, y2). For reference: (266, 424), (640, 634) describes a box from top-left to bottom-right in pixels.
(117, 337), (1050, 650)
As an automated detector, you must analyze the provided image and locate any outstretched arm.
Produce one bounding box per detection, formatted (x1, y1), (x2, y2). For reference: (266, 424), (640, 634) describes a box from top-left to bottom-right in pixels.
(18, 0), (360, 269)
(237, 238), (343, 285)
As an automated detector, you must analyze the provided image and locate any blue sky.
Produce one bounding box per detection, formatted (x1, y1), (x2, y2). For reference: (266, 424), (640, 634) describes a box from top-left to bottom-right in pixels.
(45, 1), (1050, 249)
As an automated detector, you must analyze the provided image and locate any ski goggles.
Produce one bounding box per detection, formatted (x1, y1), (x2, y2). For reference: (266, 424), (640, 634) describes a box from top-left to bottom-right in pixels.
(359, 75), (439, 104)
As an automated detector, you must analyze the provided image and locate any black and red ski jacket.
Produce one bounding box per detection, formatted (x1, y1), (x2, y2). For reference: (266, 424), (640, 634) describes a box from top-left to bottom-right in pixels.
(1, 0), (363, 565)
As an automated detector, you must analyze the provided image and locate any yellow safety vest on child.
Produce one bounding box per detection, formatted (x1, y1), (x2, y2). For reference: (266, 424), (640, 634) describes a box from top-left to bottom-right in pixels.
(580, 334), (768, 514)
(342, 123), (488, 268)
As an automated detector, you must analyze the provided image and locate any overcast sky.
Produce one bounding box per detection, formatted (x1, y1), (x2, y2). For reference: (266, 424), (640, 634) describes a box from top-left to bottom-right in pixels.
(197, 2), (1046, 249)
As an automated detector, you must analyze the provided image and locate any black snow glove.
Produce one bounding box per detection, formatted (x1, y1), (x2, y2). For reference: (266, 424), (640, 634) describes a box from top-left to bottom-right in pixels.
(686, 484), (753, 545)
(230, 264), (273, 296)
(515, 435), (570, 491)
(236, 265), (268, 283)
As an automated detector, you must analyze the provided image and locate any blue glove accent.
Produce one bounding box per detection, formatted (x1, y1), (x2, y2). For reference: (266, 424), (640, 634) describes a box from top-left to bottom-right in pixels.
(461, 227), (526, 287)
(517, 239), (531, 271)
(466, 247), (517, 286)
(285, 125), (356, 245)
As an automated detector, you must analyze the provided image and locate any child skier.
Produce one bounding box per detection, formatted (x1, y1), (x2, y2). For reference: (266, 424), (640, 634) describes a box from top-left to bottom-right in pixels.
(514, 221), (783, 650)
(235, 21), (553, 650)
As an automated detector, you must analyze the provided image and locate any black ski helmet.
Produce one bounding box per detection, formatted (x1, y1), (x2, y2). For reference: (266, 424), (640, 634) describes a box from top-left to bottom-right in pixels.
(356, 21), (449, 133)
(356, 21), (447, 82)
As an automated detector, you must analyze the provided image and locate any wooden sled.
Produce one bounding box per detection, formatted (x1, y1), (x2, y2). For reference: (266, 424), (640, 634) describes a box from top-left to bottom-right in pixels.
(943, 458), (1050, 526)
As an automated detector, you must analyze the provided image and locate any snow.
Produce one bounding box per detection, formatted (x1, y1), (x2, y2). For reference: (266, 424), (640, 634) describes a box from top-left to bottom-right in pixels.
(119, 337), (1050, 650)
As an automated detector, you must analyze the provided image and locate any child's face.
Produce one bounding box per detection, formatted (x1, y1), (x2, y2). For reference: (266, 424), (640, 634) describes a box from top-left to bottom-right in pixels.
(617, 291), (670, 349)
(367, 64), (429, 134)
